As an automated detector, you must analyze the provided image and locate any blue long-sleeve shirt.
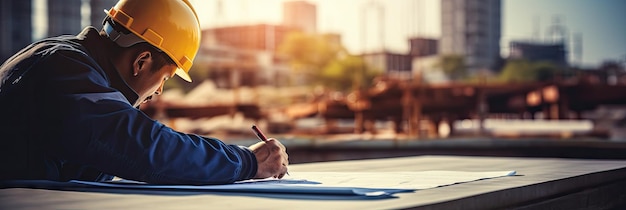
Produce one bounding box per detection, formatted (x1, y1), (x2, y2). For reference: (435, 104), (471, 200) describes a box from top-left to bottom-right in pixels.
(0, 27), (258, 184)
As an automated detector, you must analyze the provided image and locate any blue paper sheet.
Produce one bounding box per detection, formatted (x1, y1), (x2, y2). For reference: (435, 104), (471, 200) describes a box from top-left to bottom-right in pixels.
(1, 170), (516, 198)
(68, 170), (516, 197)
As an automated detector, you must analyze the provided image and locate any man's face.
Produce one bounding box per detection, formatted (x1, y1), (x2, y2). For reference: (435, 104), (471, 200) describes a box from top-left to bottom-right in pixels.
(130, 63), (176, 107)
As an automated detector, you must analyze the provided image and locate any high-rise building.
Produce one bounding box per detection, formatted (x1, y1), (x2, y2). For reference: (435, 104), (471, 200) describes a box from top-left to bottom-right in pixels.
(47, 0), (82, 37)
(282, 1), (317, 34)
(440, 0), (501, 72)
(90, 0), (118, 27)
(409, 37), (438, 57)
(509, 41), (567, 67)
(0, 0), (32, 62)
(362, 52), (413, 74)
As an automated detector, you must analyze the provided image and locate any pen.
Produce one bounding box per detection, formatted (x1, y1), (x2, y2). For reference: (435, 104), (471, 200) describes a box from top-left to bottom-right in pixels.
(251, 125), (289, 176)
(251, 125), (269, 142)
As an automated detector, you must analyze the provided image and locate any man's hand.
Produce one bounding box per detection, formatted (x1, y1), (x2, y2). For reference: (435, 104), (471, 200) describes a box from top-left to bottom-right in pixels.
(248, 138), (289, 179)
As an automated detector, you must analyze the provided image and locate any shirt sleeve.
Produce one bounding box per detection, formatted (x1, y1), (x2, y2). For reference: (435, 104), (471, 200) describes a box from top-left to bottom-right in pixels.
(71, 98), (258, 184)
(40, 50), (258, 185)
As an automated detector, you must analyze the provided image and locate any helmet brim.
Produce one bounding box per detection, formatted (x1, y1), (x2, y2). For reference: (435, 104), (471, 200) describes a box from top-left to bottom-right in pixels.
(174, 68), (192, 82)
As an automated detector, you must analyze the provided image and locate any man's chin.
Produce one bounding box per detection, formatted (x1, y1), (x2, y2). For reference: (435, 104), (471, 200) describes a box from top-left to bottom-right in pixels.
(142, 95), (154, 104)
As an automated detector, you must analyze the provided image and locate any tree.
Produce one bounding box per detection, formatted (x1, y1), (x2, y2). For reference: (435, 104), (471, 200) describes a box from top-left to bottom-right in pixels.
(278, 31), (380, 92)
(278, 32), (343, 81)
(498, 59), (534, 82)
(319, 55), (380, 92)
(498, 59), (560, 82)
(532, 61), (560, 81)
(435, 55), (467, 80)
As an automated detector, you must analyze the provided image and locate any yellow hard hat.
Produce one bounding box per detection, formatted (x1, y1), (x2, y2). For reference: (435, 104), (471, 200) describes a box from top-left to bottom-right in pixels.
(104, 0), (200, 82)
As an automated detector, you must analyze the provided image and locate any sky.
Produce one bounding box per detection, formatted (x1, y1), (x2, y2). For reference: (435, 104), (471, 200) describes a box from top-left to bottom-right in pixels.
(187, 0), (626, 68)
(30, 0), (624, 68)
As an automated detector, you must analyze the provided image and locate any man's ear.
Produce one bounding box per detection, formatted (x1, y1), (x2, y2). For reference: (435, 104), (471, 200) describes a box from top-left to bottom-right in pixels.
(132, 51), (152, 76)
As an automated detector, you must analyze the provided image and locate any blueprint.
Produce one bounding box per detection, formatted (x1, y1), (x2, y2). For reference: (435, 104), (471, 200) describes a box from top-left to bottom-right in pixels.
(68, 170), (517, 197)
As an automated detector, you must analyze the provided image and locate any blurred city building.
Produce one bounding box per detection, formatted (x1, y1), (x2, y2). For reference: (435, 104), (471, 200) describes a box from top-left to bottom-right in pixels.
(203, 24), (295, 52)
(194, 43), (289, 89)
(197, 1), (337, 87)
(1, 0), (116, 62)
(360, 37), (440, 82)
(408, 37), (438, 57)
(412, 55), (448, 84)
(198, 24), (296, 87)
(507, 17), (571, 68)
(440, 0), (501, 73)
(361, 52), (413, 80)
(282, 0), (317, 34)
(47, 0), (82, 37)
(409, 37), (442, 83)
(0, 1), (32, 62)
(509, 41), (568, 67)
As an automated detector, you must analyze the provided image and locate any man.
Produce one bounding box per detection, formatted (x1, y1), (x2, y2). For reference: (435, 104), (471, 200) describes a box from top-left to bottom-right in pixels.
(0, 0), (288, 184)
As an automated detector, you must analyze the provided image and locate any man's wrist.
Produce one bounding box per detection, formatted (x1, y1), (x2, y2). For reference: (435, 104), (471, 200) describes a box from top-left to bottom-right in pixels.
(235, 145), (258, 180)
